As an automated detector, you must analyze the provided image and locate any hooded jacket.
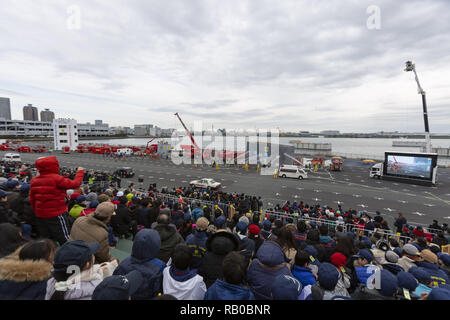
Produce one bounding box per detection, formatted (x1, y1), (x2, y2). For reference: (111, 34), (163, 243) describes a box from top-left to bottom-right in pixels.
(198, 231), (240, 288)
(111, 203), (132, 236)
(292, 265), (317, 287)
(204, 279), (255, 300)
(0, 248), (52, 300)
(45, 264), (105, 300)
(69, 215), (112, 264)
(415, 261), (449, 287)
(351, 285), (398, 300)
(29, 157), (84, 219)
(382, 263), (405, 275)
(162, 267), (206, 300)
(247, 241), (292, 300)
(113, 229), (165, 300)
(185, 229), (208, 269)
(153, 224), (185, 263)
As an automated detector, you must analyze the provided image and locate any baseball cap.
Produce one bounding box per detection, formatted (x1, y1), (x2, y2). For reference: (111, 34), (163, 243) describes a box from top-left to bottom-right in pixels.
(0, 190), (12, 198)
(249, 224), (261, 236)
(76, 195), (86, 203)
(92, 270), (143, 300)
(271, 275), (302, 300)
(215, 216), (226, 228)
(53, 240), (99, 272)
(262, 219), (272, 230)
(19, 183), (30, 192)
(94, 202), (116, 218)
(5, 179), (19, 188)
(196, 217), (209, 231)
(356, 249), (374, 263)
(403, 244), (420, 256)
(397, 271), (418, 292)
(236, 221), (248, 233)
(89, 200), (99, 209)
(420, 249), (438, 264)
(378, 269), (399, 297)
(437, 253), (450, 266)
(408, 267), (431, 284)
(97, 194), (110, 203)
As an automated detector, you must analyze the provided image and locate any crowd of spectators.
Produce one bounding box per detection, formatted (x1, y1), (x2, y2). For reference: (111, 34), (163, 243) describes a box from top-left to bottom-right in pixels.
(0, 155), (449, 300)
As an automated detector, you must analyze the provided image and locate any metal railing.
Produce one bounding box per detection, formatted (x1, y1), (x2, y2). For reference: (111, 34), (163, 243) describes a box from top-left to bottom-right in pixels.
(264, 209), (414, 242)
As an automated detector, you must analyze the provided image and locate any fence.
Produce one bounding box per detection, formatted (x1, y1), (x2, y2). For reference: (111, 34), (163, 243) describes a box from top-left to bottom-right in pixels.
(264, 209), (414, 242)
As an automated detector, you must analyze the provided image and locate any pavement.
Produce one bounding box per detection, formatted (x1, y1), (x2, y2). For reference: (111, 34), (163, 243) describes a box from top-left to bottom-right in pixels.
(5, 151), (450, 228)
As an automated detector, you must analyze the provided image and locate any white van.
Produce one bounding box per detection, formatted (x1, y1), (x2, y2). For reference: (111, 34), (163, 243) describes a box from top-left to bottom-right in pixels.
(2, 153), (21, 162)
(278, 165), (308, 179)
(116, 148), (133, 156)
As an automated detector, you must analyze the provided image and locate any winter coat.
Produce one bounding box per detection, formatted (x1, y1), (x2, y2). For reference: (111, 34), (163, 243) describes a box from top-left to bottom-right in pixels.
(397, 256), (418, 272)
(8, 193), (35, 225)
(247, 241), (292, 300)
(69, 204), (86, 219)
(351, 284), (398, 300)
(135, 206), (151, 228)
(162, 267), (206, 300)
(292, 266), (317, 287)
(235, 233), (255, 267)
(69, 215), (112, 264)
(113, 229), (165, 300)
(111, 203), (132, 236)
(204, 279), (255, 300)
(0, 202), (20, 225)
(185, 229), (208, 269)
(355, 265), (380, 285)
(310, 281), (350, 300)
(382, 263), (405, 275)
(415, 261), (449, 287)
(394, 216), (407, 233)
(153, 224), (185, 263)
(45, 264), (105, 300)
(198, 231), (240, 288)
(292, 231), (307, 249)
(0, 248), (51, 300)
(29, 157), (84, 219)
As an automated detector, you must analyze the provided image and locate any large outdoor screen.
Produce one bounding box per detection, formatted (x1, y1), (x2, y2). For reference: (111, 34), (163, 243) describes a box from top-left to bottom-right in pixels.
(384, 152), (437, 181)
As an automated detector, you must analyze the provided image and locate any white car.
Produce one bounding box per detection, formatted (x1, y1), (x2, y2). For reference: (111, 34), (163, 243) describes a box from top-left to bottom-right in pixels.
(2, 153), (21, 162)
(190, 178), (221, 189)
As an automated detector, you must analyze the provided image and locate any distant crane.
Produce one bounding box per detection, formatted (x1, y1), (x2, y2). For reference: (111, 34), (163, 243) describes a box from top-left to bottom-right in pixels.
(174, 112), (201, 153)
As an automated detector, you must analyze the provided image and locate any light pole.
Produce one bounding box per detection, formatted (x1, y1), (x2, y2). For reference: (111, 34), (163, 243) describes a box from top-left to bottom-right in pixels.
(404, 61), (432, 153)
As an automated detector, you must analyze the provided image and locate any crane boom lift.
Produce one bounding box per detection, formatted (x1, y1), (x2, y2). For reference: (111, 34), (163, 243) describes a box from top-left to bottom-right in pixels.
(174, 112), (201, 152)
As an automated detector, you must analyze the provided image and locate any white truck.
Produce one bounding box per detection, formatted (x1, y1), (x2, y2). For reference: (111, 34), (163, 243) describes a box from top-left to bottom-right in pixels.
(369, 162), (383, 179)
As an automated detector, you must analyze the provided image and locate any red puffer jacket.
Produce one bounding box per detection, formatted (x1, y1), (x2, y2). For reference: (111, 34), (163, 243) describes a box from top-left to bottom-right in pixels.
(29, 156), (84, 219)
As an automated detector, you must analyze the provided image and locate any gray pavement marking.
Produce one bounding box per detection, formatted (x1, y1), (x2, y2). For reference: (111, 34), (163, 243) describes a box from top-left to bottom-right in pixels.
(412, 212), (426, 216)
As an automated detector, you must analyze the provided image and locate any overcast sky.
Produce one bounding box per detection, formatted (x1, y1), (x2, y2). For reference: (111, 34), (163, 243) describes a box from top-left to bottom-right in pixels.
(1, 0), (450, 133)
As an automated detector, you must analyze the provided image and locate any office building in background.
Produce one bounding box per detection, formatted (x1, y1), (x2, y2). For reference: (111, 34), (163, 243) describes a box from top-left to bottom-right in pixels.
(23, 104), (39, 121)
(40, 108), (55, 122)
(0, 97), (12, 120)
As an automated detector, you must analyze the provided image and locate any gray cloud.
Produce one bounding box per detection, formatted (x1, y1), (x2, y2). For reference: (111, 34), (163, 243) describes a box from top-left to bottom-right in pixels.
(1, 0), (450, 132)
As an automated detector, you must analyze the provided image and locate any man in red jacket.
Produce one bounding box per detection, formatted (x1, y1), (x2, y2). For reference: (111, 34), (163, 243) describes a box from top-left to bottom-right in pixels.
(29, 156), (84, 244)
